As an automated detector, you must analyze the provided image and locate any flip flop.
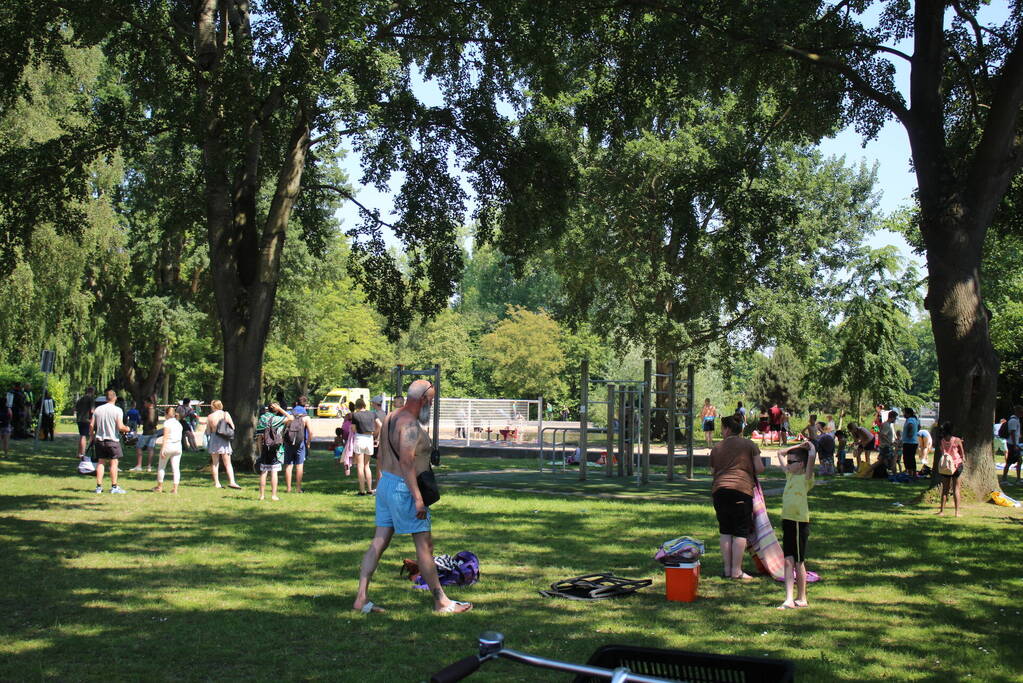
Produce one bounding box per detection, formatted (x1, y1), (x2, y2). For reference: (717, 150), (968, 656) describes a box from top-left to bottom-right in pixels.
(777, 603), (798, 610)
(357, 601), (386, 614)
(435, 600), (472, 614)
(731, 573), (757, 582)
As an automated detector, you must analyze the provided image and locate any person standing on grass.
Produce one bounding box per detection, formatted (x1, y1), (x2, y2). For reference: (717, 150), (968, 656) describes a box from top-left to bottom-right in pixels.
(74, 386), (96, 459)
(176, 399), (199, 451)
(776, 440), (817, 610)
(257, 403), (292, 501)
(91, 389), (130, 494)
(814, 421), (836, 476)
(131, 397), (159, 473)
(206, 400), (242, 490)
(39, 392), (55, 441)
(709, 414), (765, 581)
(283, 396), (312, 493)
(1002, 405), (1021, 485)
(800, 414), (820, 441)
(354, 380), (471, 615)
(0, 390), (10, 457)
(937, 422), (966, 517)
(901, 407), (921, 477)
(154, 407), (183, 494)
(351, 398), (381, 496)
(700, 398), (718, 447)
(878, 410), (899, 472)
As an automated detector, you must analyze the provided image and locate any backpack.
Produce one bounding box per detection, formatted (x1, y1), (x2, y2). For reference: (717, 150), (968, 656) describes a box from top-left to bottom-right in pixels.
(283, 414), (306, 454)
(998, 420), (1010, 439)
(413, 551), (480, 589)
(260, 417), (284, 462)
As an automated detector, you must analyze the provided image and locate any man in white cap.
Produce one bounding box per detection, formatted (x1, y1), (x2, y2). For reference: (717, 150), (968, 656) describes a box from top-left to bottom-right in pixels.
(353, 380), (471, 614)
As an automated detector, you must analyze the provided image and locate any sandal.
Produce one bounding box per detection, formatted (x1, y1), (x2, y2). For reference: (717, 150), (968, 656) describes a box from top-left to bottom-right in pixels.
(435, 600), (472, 614)
(356, 601), (386, 614)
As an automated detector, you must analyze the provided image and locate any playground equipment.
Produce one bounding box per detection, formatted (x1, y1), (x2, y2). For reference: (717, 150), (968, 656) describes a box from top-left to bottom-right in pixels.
(437, 397), (543, 444)
(392, 364), (441, 464)
(576, 359), (694, 483)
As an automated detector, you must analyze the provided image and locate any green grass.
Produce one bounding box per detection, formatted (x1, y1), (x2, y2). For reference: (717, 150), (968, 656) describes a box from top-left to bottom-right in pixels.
(1, 440), (1022, 682)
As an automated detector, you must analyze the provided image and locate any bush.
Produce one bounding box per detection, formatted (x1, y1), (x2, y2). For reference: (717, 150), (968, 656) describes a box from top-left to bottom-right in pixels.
(0, 362), (69, 414)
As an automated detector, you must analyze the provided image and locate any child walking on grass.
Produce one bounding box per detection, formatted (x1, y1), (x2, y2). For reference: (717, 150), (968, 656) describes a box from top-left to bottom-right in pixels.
(776, 439), (817, 609)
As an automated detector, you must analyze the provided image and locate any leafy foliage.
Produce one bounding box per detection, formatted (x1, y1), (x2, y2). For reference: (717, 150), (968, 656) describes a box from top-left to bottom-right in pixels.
(480, 307), (567, 399)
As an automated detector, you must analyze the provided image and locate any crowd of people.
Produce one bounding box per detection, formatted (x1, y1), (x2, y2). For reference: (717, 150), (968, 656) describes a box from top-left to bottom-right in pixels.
(1, 381), (57, 455)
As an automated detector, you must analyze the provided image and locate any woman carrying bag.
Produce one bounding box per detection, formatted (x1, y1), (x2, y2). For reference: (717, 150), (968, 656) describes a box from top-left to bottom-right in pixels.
(206, 399), (242, 490)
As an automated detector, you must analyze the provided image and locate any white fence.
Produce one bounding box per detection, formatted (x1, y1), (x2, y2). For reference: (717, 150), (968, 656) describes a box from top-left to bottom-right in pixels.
(436, 398), (542, 445)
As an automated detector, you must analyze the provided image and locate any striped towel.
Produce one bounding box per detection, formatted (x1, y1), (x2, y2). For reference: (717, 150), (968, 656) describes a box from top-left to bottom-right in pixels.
(748, 482), (820, 583)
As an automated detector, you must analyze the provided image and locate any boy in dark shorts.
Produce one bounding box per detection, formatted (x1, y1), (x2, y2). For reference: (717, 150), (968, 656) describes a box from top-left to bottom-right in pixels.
(776, 440), (817, 609)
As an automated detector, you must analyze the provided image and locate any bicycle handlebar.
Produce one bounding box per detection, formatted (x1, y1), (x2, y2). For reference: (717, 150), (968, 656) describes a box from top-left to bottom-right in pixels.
(429, 655), (481, 683)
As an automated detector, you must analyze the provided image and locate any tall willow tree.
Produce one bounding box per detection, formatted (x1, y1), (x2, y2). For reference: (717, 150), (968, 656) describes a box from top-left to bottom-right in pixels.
(2, 2), (573, 460)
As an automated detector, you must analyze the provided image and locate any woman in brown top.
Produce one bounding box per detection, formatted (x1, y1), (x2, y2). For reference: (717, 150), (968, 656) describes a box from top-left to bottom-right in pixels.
(710, 415), (765, 580)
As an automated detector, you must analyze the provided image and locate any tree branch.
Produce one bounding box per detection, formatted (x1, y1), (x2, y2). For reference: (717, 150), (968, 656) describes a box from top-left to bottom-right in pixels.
(308, 183), (398, 230)
(966, 26), (1023, 221)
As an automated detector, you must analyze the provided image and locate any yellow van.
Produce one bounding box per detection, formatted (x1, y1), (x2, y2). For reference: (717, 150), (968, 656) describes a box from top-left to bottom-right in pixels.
(316, 388), (371, 417)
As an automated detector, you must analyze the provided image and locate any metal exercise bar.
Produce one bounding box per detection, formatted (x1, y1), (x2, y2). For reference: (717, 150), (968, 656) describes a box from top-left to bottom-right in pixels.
(642, 359), (651, 485)
(668, 360), (676, 482)
(606, 384), (615, 478)
(579, 359), (589, 482)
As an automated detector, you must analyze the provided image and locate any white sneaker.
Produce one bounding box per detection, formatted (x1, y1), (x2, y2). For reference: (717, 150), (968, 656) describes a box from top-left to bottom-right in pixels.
(129, 466), (143, 472)
(110, 485), (127, 494)
(94, 486), (103, 494)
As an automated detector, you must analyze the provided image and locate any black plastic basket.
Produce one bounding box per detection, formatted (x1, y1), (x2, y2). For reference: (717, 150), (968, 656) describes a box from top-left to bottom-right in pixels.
(573, 645), (795, 683)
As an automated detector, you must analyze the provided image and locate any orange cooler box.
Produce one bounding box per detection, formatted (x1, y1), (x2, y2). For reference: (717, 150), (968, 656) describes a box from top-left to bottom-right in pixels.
(664, 561), (700, 602)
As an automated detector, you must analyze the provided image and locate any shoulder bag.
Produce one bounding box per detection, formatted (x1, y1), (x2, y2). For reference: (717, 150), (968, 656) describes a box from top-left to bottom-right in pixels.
(387, 415), (440, 507)
(215, 412), (235, 440)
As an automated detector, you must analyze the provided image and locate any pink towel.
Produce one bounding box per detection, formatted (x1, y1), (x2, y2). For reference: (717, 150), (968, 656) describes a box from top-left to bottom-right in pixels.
(748, 482), (820, 583)
(342, 430), (355, 471)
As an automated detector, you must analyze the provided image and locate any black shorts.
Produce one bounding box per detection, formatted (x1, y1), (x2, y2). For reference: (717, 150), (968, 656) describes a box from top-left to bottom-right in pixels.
(702, 417), (715, 432)
(1007, 444), (1020, 465)
(77, 421), (91, 437)
(712, 488), (753, 537)
(941, 464), (963, 481)
(95, 440), (123, 460)
(782, 519), (810, 563)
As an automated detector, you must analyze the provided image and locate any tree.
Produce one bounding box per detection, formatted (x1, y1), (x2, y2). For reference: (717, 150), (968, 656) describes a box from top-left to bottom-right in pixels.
(480, 307), (567, 399)
(393, 309), (480, 397)
(748, 346), (807, 415)
(2, 2), (574, 460)
(593, 0), (1021, 497)
(818, 247), (919, 419)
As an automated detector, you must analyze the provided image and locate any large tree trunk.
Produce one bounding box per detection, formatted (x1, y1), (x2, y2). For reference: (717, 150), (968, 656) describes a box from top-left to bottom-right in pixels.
(922, 210), (1000, 499)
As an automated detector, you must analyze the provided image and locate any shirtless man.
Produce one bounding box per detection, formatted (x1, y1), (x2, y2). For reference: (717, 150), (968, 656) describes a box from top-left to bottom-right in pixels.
(352, 380), (471, 615)
(848, 422), (876, 468)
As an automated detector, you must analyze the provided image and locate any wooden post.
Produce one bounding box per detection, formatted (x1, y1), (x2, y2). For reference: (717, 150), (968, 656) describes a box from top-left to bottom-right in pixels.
(642, 359), (651, 484)
(579, 359), (588, 481)
(667, 361), (676, 482)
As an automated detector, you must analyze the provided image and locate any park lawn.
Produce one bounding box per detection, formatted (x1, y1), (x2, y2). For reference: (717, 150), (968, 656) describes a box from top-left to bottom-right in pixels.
(1, 441), (1022, 682)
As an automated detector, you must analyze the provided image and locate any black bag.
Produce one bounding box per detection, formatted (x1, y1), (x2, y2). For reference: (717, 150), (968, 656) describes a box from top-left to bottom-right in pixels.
(215, 413), (235, 439)
(387, 415), (441, 507)
(998, 420), (1010, 439)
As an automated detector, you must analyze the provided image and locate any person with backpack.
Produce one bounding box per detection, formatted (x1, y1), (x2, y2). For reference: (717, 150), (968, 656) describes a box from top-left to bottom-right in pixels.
(353, 380), (472, 615)
(206, 399), (241, 490)
(1002, 405), (1022, 485)
(936, 421), (965, 517)
(283, 396), (312, 493)
(351, 398), (381, 496)
(256, 402), (293, 501)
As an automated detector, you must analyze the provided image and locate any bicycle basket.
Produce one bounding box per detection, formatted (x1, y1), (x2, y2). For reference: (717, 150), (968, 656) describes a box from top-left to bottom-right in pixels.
(574, 645), (794, 683)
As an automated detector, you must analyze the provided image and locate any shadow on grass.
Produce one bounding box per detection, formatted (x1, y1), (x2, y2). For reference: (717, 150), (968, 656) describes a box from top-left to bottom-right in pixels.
(1, 442), (1022, 681)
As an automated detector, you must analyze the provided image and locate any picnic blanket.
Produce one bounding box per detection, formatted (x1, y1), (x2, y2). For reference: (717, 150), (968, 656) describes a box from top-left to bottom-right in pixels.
(747, 482), (821, 583)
